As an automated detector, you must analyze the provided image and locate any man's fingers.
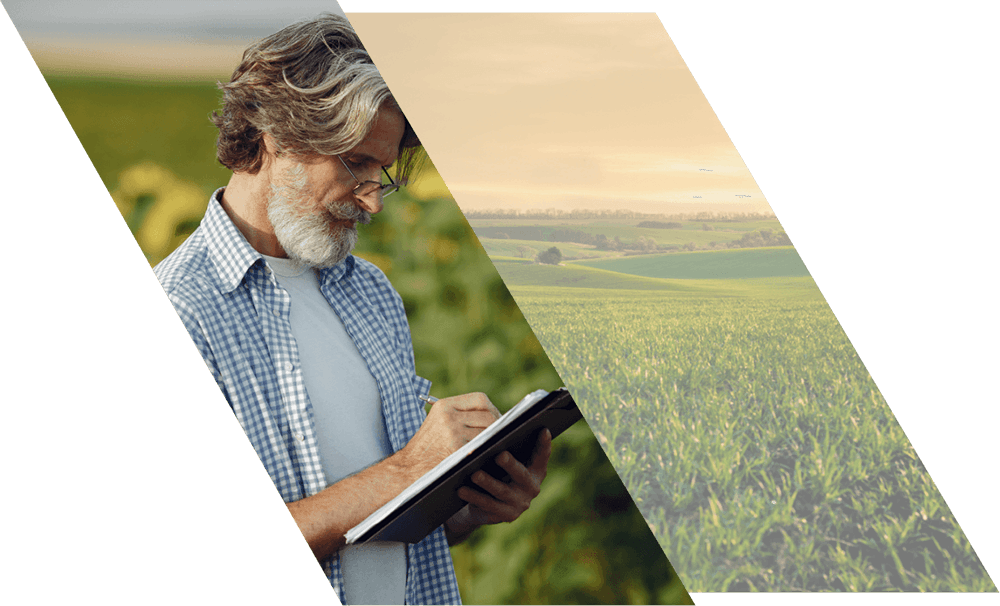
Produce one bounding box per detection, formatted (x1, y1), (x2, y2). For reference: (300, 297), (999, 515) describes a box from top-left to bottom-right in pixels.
(443, 413), (497, 447)
(454, 429), (552, 529)
(457, 486), (517, 523)
(471, 469), (518, 503)
(495, 451), (541, 497)
(457, 486), (501, 511)
(528, 428), (552, 475)
(490, 429), (552, 491)
(461, 410), (501, 430)
(445, 393), (500, 417)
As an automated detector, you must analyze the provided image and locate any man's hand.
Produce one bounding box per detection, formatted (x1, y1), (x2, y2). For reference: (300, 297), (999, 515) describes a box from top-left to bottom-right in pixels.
(396, 392), (501, 478)
(286, 392), (500, 561)
(445, 428), (552, 545)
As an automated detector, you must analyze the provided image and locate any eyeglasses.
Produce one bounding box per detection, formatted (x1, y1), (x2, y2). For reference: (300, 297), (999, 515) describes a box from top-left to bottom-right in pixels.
(337, 155), (400, 203)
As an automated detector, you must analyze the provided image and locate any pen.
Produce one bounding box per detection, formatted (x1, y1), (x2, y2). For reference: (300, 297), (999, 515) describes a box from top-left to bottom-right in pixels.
(418, 394), (439, 404)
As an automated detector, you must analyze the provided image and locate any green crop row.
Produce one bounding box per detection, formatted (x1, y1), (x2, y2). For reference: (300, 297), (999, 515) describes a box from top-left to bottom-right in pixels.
(512, 287), (995, 592)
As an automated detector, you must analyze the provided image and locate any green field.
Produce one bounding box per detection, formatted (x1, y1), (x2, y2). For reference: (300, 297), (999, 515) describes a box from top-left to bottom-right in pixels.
(46, 77), (230, 195)
(479, 237), (620, 261)
(574, 247), (811, 279)
(510, 284), (994, 592)
(471, 221), (762, 249)
(492, 259), (816, 296)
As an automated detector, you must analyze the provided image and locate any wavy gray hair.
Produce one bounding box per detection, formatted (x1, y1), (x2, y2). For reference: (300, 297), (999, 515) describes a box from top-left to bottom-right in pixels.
(212, 13), (421, 179)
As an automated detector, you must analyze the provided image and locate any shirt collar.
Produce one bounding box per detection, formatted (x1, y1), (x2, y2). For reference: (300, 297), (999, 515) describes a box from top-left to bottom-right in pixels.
(202, 188), (355, 292)
(318, 254), (355, 286)
(202, 189), (263, 293)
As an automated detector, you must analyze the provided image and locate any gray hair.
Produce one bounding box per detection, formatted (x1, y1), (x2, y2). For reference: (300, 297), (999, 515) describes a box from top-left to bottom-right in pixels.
(211, 13), (421, 179)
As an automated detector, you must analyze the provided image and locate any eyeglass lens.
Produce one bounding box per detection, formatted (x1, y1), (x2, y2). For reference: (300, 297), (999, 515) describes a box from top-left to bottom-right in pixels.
(354, 181), (398, 199)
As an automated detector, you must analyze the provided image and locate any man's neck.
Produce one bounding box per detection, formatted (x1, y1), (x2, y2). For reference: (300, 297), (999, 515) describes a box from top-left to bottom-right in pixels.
(220, 171), (287, 258)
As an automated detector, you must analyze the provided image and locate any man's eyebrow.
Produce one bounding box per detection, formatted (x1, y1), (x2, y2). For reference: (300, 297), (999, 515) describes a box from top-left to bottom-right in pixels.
(346, 151), (398, 167)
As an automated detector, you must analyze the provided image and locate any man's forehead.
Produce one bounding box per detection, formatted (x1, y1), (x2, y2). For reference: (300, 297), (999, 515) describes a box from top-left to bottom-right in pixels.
(346, 150), (394, 165)
(348, 107), (405, 166)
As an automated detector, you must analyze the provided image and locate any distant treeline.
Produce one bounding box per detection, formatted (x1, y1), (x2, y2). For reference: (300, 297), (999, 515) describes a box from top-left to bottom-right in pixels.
(465, 209), (775, 222)
(730, 229), (792, 248)
(474, 226), (615, 248)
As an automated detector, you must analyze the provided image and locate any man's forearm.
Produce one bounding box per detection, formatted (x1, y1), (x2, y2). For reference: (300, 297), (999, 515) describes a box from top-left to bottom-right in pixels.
(285, 451), (422, 561)
(286, 393), (504, 561)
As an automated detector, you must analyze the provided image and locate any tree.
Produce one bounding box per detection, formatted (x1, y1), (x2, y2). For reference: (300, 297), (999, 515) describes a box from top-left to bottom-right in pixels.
(516, 245), (533, 258)
(536, 246), (563, 265)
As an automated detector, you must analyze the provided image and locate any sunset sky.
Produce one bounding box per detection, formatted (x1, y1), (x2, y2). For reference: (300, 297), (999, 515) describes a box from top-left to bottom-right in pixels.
(350, 14), (770, 214)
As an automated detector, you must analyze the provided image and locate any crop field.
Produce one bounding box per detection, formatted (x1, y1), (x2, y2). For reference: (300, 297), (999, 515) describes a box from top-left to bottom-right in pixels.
(509, 285), (994, 591)
(575, 247), (811, 280)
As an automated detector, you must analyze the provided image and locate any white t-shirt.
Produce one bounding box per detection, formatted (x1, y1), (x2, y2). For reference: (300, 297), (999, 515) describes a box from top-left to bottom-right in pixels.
(265, 255), (406, 605)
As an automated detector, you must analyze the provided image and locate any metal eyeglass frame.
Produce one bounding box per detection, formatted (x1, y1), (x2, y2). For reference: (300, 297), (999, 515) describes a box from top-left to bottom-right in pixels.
(337, 155), (400, 202)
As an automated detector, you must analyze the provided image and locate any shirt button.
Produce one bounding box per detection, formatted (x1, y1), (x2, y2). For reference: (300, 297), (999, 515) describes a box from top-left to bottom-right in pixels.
(272, 309), (280, 317)
(284, 361), (294, 372)
(295, 432), (305, 442)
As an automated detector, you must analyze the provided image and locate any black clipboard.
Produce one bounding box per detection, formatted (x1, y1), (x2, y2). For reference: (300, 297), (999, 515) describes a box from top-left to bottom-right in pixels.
(347, 388), (582, 545)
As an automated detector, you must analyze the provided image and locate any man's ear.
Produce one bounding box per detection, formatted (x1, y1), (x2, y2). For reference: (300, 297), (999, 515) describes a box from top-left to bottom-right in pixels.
(262, 133), (279, 157)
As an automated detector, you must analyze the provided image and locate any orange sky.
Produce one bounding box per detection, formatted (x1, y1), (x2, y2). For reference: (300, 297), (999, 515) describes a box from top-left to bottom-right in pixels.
(349, 13), (770, 215)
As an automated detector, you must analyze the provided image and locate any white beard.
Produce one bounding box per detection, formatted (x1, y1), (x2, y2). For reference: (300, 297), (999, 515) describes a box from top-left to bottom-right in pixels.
(266, 164), (370, 268)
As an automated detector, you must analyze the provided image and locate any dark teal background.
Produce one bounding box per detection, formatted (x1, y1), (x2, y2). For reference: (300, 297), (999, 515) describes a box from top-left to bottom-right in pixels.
(0, 0), (1000, 606)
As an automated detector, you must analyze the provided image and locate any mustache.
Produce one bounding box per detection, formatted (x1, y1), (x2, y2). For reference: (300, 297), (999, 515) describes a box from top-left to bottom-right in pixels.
(325, 203), (371, 225)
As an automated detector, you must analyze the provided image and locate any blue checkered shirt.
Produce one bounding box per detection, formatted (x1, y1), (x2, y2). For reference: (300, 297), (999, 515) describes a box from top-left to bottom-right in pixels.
(154, 190), (462, 605)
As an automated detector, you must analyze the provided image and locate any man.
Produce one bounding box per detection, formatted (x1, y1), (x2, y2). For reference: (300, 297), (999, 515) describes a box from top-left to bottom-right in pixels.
(154, 14), (550, 605)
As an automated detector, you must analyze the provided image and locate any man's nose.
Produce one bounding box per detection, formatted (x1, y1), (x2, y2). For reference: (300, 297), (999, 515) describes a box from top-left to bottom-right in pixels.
(356, 192), (383, 215)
